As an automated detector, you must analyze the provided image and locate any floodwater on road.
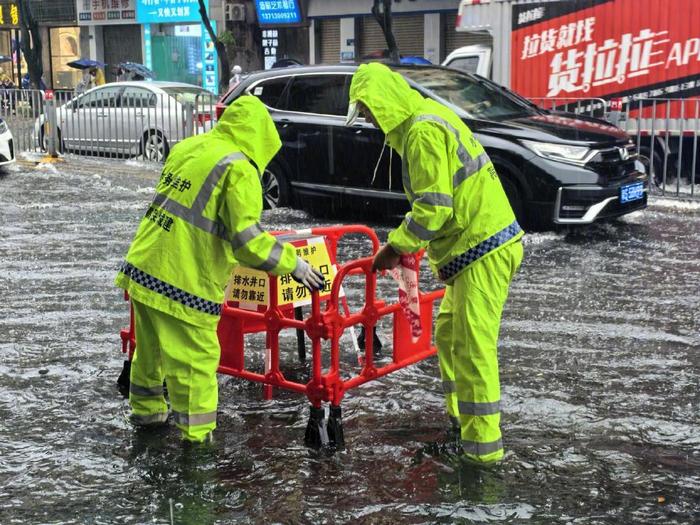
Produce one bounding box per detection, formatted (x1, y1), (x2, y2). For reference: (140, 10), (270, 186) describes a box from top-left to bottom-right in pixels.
(1, 160), (698, 525)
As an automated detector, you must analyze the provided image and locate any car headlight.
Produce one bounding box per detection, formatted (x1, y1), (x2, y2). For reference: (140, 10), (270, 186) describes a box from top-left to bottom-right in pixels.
(0, 119), (7, 134)
(521, 139), (595, 166)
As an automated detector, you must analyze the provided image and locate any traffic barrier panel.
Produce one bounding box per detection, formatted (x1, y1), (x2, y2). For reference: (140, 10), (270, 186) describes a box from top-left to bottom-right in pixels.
(118, 224), (445, 448)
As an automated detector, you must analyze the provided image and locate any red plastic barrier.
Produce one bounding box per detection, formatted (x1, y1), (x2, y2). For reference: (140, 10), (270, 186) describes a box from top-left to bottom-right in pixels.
(119, 224), (444, 444)
(216, 225), (444, 408)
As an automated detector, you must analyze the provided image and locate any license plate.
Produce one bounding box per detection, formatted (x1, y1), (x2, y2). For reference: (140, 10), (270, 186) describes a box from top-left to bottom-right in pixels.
(620, 182), (644, 204)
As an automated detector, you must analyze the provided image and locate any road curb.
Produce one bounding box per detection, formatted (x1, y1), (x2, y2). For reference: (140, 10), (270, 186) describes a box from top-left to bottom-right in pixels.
(17, 155), (161, 179)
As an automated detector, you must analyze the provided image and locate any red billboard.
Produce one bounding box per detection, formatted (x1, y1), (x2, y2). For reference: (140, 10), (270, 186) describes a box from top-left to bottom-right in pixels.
(510, 0), (700, 103)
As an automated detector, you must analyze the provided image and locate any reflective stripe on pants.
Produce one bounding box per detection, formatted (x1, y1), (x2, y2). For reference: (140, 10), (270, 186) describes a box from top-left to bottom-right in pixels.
(130, 300), (221, 442)
(435, 241), (523, 463)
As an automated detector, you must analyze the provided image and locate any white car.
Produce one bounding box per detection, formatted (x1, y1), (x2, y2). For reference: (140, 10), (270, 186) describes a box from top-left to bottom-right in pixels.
(36, 81), (216, 161)
(0, 117), (15, 166)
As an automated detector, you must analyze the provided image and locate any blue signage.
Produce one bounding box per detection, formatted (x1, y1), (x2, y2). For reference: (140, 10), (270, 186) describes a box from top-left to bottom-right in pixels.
(254, 0), (302, 25)
(202, 20), (219, 93)
(136, 0), (206, 24)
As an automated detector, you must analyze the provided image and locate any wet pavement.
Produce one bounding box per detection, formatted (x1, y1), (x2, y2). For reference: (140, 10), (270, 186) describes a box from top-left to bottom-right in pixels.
(1, 157), (699, 524)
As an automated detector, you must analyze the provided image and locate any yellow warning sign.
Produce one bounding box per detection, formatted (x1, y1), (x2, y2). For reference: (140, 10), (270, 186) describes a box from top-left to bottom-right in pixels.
(226, 236), (337, 310)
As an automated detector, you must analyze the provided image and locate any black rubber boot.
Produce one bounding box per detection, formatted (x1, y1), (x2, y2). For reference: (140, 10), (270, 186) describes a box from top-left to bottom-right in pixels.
(326, 405), (345, 449)
(358, 326), (383, 354)
(117, 360), (131, 398)
(304, 405), (328, 449)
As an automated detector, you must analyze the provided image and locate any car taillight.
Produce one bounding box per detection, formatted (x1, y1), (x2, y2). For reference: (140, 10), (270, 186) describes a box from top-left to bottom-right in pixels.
(197, 112), (212, 125)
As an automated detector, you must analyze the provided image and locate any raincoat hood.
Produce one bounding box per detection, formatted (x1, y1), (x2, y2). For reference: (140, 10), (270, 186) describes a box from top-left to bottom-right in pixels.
(348, 63), (424, 136)
(212, 95), (281, 173)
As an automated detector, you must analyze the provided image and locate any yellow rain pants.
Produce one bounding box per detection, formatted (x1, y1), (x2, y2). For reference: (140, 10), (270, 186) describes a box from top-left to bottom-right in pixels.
(129, 300), (220, 442)
(435, 241), (523, 464)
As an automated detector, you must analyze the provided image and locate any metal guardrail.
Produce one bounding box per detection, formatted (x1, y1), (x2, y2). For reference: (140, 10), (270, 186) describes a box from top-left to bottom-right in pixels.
(0, 87), (218, 164)
(529, 95), (700, 200)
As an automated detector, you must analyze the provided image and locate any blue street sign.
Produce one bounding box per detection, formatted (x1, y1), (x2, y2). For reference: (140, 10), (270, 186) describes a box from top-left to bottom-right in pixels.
(136, 0), (206, 24)
(254, 0), (302, 25)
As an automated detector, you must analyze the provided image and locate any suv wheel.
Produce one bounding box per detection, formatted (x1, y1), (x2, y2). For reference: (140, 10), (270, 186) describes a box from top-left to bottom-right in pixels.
(262, 161), (289, 209)
(500, 175), (527, 227)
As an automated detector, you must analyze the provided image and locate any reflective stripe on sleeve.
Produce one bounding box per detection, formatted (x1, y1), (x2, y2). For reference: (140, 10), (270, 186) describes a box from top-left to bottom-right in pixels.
(257, 241), (284, 272)
(129, 383), (164, 397)
(231, 222), (265, 251)
(415, 192), (453, 208)
(458, 400), (501, 416)
(173, 410), (217, 426)
(407, 216), (440, 241)
(461, 438), (503, 456)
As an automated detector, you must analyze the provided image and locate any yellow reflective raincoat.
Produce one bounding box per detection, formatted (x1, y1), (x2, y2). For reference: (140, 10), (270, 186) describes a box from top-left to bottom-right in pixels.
(349, 63), (523, 463)
(115, 95), (297, 327)
(349, 62), (522, 283)
(115, 96), (297, 441)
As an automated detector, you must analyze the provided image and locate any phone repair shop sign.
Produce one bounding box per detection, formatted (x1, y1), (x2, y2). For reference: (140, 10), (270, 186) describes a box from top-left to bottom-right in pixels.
(77, 0), (137, 25)
(0, 2), (20, 28)
(255, 0), (302, 26)
(226, 236), (339, 310)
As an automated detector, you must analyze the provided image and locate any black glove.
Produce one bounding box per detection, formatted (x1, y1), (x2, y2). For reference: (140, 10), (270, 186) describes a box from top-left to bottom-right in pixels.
(291, 257), (325, 291)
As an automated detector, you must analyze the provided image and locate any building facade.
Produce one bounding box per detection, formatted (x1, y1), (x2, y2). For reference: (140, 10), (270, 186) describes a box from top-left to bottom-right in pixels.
(306, 0), (487, 65)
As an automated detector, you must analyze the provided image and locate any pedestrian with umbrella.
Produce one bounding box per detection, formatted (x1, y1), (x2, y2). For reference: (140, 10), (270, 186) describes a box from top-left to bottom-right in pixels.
(117, 62), (154, 82)
(68, 58), (106, 94)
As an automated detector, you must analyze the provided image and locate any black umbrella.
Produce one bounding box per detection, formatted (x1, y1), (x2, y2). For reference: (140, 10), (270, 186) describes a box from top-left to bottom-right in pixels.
(117, 62), (154, 79)
(67, 58), (106, 70)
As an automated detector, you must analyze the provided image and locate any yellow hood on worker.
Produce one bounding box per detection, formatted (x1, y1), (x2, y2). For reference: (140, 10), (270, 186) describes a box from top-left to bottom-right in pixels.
(348, 62), (425, 151)
(212, 95), (281, 174)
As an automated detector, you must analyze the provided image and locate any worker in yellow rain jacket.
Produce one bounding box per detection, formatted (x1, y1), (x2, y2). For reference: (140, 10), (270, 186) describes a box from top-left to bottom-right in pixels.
(347, 63), (524, 464)
(115, 96), (324, 443)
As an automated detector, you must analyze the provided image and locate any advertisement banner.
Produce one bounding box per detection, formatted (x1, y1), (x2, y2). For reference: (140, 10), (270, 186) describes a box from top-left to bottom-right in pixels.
(202, 20), (218, 93)
(77, 0), (137, 25)
(136, 0), (206, 23)
(511, 0), (700, 105)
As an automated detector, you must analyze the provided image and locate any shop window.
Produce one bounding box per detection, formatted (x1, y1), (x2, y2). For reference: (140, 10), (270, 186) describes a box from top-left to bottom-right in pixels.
(51, 27), (81, 90)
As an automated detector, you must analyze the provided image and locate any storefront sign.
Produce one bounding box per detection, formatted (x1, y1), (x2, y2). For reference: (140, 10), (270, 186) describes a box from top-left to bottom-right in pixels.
(136, 0), (206, 23)
(202, 20), (218, 93)
(76, 0), (137, 25)
(0, 2), (20, 28)
(262, 29), (278, 70)
(255, 0), (302, 26)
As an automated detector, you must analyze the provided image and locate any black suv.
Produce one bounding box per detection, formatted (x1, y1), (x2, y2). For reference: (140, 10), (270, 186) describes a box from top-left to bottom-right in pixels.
(216, 64), (648, 230)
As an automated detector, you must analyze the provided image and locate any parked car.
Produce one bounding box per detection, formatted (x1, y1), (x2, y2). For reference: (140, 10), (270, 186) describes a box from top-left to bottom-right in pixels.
(216, 64), (649, 229)
(0, 116), (15, 166)
(36, 81), (216, 161)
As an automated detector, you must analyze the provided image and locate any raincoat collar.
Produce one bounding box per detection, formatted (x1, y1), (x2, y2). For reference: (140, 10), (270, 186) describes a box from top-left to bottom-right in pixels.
(349, 63), (424, 150)
(211, 95), (281, 175)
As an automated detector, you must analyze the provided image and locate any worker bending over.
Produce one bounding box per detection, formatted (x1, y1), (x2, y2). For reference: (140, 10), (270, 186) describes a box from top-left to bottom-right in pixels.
(116, 96), (324, 443)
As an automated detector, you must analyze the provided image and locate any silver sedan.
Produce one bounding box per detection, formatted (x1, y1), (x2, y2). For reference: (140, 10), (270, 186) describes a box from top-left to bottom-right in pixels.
(37, 81), (216, 161)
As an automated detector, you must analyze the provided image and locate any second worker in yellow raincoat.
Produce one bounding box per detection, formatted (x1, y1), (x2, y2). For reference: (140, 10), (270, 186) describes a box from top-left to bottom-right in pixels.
(116, 96), (324, 443)
(347, 63), (523, 464)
